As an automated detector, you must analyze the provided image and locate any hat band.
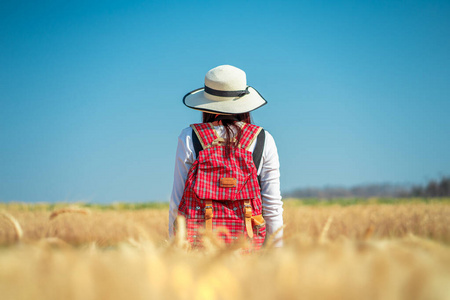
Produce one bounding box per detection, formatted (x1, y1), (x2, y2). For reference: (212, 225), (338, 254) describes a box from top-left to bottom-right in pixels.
(204, 86), (250, 98)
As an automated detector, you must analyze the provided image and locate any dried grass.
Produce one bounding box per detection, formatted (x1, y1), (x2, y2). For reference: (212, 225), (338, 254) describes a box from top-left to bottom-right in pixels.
(49, 207), (91, 220)
(0, 201), (449, 300)
(0, 211), (23, 242)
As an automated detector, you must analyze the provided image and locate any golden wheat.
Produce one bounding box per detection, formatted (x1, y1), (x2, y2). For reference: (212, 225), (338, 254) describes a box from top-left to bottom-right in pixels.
(49, 207), (91, 220)
(0, 211), (23, 242)
(0, 200), (449, 300)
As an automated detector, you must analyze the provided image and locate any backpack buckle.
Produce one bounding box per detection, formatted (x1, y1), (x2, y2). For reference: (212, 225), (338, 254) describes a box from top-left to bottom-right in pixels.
(243, 200), (253, 238)
(204, 205), (213, 220)
(243, 204), (252, 218)
(204, 200), (214, 233)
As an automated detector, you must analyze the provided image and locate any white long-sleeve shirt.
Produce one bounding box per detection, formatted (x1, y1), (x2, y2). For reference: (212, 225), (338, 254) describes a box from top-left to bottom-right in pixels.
(169, 124), (284, 247)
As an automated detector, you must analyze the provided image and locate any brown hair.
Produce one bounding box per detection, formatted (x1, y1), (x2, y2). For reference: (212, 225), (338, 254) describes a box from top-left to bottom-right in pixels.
(202, 112), (252, 156)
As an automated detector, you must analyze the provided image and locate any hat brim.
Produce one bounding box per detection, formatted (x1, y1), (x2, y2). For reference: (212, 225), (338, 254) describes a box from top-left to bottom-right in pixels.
(183, 86), (267, 114)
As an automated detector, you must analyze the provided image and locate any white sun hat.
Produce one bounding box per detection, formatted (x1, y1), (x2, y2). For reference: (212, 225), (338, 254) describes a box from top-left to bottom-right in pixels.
(183, 65), (267, 114)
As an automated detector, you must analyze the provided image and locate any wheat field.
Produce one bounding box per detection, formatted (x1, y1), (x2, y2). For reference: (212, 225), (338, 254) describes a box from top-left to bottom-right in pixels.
(0, 199), (449, 300)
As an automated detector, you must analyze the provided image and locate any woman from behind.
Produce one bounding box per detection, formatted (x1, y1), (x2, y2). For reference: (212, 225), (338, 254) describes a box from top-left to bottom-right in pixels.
(169, 65), (283, 248)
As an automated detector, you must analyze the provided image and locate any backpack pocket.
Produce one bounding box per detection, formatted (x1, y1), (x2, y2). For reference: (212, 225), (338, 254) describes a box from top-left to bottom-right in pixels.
(194, 147), (259, 201)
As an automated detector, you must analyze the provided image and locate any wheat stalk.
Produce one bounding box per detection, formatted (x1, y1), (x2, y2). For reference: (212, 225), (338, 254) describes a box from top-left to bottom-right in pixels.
(132, 223), (151, 241)
(264, 224), (286, 249)
(49, 207), (91, 220)
(200, 227), (229, 253)
(40, 237), (71, 248)
(0, 211), (23, 241)
(363, 224), (375, 240)
(173, 215), (189, 249)
(319, 216), (333, 243)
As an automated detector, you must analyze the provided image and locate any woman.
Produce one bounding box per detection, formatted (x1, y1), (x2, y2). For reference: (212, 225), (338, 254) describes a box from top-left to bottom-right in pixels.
(169, 65), (283, 247)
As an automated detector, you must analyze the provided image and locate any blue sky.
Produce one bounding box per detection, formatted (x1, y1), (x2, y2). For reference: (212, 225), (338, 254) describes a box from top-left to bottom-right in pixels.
(1, 0), (449, 203)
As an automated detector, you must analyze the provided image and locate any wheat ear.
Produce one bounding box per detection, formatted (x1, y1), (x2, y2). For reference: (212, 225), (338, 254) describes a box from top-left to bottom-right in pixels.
(1, 211), (23, 241)
(363, 224), (375, 240)
(319, 216), (333, 243)
(174, 215), (189, 249)
(49, 207), (91, 220)
(264, 224), (286, 249)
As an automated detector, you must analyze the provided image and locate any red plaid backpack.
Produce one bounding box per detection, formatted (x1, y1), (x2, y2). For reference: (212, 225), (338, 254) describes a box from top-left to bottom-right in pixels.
(177, 122), (266, 250)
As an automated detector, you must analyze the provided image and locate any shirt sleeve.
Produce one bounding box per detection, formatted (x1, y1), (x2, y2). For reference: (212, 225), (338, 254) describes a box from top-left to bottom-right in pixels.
(259, 131), (284, 247)
(169, 127), (195, 237)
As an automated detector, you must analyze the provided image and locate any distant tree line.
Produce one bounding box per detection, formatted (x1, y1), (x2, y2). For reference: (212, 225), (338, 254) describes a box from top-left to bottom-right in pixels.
(409, 177), (450, 197)
(287, 177), (450, 198)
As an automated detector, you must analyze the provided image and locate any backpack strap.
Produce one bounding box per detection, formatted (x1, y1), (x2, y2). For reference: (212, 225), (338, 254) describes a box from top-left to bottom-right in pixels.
(204, 199), (213, 234)
(191, 123), (265, 175)
(238, 123), (263, 151)
(252, 129), (265, 173)
(244, 199), (254, 238)
(190, 123), (218, 151)
(192, 129), (203, 160)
